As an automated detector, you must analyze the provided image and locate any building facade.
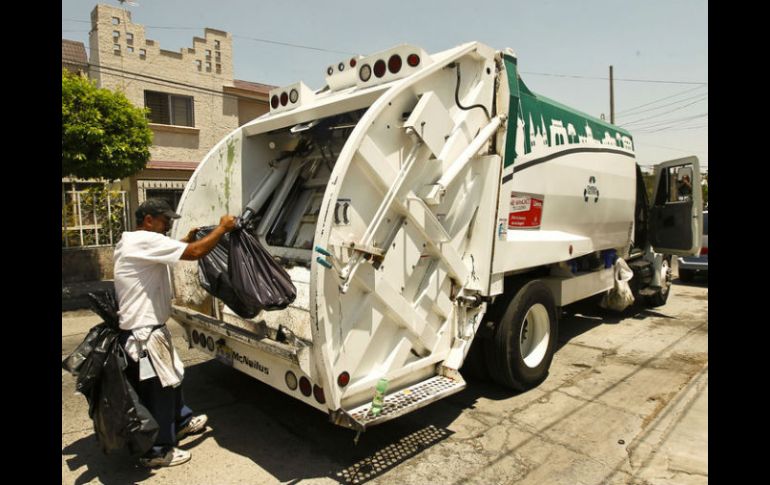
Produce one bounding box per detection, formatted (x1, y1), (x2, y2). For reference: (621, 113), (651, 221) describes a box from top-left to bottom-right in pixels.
(86, 3), (272, 224)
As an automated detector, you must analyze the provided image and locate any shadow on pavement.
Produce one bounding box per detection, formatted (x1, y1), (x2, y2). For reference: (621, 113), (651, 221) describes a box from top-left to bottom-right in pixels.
(62, 436), (154, 485)
(183, 360), (464, 484)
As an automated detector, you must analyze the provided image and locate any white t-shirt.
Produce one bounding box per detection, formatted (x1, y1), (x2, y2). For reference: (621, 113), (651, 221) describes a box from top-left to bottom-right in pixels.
(113, 230), (187, 331)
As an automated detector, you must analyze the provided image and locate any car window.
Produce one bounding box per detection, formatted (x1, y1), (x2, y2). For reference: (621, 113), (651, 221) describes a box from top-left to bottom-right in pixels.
(703, 212), (708, 235)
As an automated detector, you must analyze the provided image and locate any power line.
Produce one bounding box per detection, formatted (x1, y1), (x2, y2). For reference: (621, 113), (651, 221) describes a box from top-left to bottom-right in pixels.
(520, 71), (706, 85)
(616, 92), (707, 120)
(65, 18), (705, 84)
(616, 85), (706, 116)
(64, 18), (355, 56)
(88, 63), (262, 100)
(620, 99), (707, 127)
(634, 141), (705, 153)
(631, 114), (708, 132)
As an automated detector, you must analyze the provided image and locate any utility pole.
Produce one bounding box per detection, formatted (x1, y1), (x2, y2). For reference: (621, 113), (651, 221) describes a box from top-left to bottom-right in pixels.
(609, 65), (615, 124)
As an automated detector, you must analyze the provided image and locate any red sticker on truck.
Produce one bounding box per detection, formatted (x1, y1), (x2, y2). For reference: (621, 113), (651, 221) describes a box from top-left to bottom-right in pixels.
(508, 192), (543, 229)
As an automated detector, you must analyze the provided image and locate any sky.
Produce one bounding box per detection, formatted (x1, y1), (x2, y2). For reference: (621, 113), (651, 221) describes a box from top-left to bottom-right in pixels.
(62, 0), (708, 171)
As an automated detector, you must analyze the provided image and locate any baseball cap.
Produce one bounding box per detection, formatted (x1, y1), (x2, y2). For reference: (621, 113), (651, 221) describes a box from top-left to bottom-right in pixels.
(135, 198), (181, 221)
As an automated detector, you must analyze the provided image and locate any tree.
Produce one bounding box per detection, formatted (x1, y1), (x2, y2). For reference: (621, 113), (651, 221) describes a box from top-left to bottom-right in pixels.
(62, 69), (153, 180)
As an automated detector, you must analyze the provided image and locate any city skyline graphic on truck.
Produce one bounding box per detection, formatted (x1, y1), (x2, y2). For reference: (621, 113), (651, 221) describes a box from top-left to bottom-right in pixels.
(503, 57), (634, 167)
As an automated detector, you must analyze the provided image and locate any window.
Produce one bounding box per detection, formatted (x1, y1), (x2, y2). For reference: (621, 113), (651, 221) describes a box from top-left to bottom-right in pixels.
(126, 32), (134, 44)
(216, 64), (221, 74)
(205, 61), (211, 72)
(215, 51), (221, 62)
(144, 91), (194, 127)
(214, 40), (220, 50)
(196, 60), (202, 71)
(146, 189), (183, 213)
(112, 17), (120, 25)
(113, 30), (120, 39)
(113, 44), (121, 53)
(127, 46), (134, 54)
(206, 49), (211, 59)
(139, 49), (146, 59)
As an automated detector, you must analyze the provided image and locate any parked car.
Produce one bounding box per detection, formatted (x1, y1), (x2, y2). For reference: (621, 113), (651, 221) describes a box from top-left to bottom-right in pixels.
(677, 210), (708, 282)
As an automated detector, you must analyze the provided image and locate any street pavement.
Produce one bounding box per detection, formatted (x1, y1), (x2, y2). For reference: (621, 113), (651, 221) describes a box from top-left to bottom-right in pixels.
(61, 271), (707, 485)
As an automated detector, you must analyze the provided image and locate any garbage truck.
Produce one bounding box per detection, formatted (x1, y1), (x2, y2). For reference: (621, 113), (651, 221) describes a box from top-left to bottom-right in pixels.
(169, 41), (702, 433)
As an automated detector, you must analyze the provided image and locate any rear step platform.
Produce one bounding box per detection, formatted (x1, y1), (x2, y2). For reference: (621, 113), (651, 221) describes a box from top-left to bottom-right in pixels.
(334, 375), (466, 431)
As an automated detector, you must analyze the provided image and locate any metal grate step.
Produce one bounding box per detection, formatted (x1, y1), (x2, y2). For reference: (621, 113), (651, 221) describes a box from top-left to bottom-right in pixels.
(347, 375), (466, 428)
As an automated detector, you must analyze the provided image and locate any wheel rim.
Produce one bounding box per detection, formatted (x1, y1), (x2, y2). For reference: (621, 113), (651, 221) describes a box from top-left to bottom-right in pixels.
(660, 259), (671, 295)
(519, 303), (550, 368)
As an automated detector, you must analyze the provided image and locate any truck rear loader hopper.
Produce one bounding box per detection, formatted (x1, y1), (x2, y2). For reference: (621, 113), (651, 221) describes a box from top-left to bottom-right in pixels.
(169, 42), (702, 433)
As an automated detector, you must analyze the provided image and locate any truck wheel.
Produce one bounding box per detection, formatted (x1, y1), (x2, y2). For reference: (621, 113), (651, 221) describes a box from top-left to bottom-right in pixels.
(484, 281), (558, 391)
(646, 257), (672, 307)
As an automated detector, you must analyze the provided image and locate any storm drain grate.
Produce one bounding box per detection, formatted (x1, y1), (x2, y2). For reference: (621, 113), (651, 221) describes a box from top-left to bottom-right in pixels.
(350, 375), (464, 424)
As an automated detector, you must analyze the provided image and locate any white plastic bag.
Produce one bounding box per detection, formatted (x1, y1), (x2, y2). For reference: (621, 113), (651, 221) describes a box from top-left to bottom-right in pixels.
(600, 258), (635, 311)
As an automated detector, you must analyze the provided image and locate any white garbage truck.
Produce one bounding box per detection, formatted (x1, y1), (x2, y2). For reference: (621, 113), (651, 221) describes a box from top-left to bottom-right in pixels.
(169, 41), (702, 433)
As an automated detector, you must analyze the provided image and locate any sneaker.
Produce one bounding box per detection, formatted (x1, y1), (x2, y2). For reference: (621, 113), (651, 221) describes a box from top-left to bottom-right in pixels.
(139, 447), (191, 468)
(176, 414), (208, 440)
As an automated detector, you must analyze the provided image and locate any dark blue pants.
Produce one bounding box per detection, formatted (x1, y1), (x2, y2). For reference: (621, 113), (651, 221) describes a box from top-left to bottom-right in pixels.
(120, 331), (193, 455)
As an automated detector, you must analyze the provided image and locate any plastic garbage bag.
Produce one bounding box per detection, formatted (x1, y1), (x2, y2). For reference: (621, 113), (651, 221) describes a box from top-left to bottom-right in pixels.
(196, 226), (296, 318)
(62, 322), (110, 377)
(92, 339), (159, 456)
(600, 258), (635, 312)
(63, 291), (159, 456)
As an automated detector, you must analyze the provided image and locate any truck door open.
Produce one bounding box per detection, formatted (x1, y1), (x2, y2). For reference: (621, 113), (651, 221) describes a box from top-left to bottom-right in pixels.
(649, 156), (703, 255)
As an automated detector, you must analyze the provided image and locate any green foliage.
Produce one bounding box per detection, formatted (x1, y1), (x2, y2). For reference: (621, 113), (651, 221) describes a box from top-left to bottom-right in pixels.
(62, 70), (153, 180)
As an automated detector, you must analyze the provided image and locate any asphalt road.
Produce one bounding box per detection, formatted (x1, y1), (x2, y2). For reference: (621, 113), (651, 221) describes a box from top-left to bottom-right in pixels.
(62, 273), (707, 485)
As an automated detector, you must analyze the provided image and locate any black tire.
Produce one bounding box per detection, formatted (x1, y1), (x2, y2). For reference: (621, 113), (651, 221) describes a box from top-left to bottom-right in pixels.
(645, 257), (672, 307)
(484, 280), (559, 391)
(679, 268), (695, 283)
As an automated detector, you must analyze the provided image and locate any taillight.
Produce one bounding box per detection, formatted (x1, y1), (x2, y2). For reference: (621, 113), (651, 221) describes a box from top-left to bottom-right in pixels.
(337, 372), (350, 387)
(359, 64), (372, 82)
(299, 376), (312, 396)
(407, 53), (420, 67)
(388, 54), (402, 74)
(373, 59), (386, 78)
(289, 89), (299, 103)
(350, 57), (357, 68)
(270, 95), (279, 109)
(285, 371), (298, 391)
(313, 385), (326, 404)
(700, 247), (708, 255)
(280, 92), (288, 106)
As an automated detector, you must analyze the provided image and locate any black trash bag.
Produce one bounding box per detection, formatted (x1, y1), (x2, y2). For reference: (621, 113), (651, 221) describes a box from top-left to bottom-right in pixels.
(92, 339), (159, 456)
(62, 322), (110, 377)
(196, 228), (261, 318)
(87, 290), (120, 329)
(196, 226), (296, 318)
(230, 228), (297, 311)
(63, 289), (158, 456)
(65, 291), (122, 394)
